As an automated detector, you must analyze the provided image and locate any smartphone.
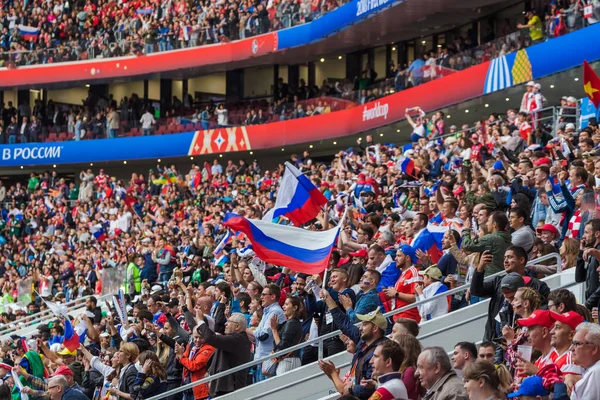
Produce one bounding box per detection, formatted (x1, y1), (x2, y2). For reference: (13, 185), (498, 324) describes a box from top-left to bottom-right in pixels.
(485, 246), (492, 253)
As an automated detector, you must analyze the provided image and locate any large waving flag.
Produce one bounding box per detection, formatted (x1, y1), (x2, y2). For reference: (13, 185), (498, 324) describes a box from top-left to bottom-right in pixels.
(213, 230), (233, 256)
(584, 60), (600, 108)
(411, 227), (444, 263)
(63, 319), (80, 351)
(262, 162), (327, 226)
(396, 156), (415, 177)
(224, 212), (341, 274)
(18, 24), (39, 40)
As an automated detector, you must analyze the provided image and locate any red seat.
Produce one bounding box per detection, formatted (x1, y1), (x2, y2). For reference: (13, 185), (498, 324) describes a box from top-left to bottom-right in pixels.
(130, 128), (139, 136)
(168, 124), (177, 133)
(194, 123), (204, 131)
(58, 132), (68, 141)
(184, 123), (195, 131)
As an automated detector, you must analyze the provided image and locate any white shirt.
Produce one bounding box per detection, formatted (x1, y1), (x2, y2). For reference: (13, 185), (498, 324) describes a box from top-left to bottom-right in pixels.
(572, 359), (600, 400)
(140, 112), (155, 129)
(416, 281), (448, 320)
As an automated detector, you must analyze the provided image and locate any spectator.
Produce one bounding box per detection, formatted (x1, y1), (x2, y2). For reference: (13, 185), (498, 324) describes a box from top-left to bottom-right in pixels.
(415, 265), (449, 321)
(461, 211), (512, 274)
(195, 311), (252, 397)
(249, 283), (285, 382)
(577, 219), (600, 310)
(571, 322), (600, 399)
(451, 341), (477, 379)
(462, 360), (512, 400)
(46, 375), (88, 400)
(140, 108), (156, 136)
(318, 290), (388, 400)
(381, 245), (423, 323)
(363, 341), (409, 400)
(470, 245), (550, 342)
(509, 207), (536, 254)
(415, 346), (468, 400)
(215, 104), (228, 127)
(107, 107), (120, 138)
(390, 331), (421, 400)
(338, 269), (381, 322)
(269, 296), (305, 375)
(477, 342), (496, 363)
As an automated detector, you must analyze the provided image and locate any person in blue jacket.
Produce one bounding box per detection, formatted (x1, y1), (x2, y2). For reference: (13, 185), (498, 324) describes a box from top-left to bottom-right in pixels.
(338, 269), (381, 322)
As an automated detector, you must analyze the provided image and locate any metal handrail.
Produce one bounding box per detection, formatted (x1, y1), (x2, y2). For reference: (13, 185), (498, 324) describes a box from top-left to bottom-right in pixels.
(146, 252), (561, 400)
(237, 267), (580, 400)
(0, 293), (112, 334)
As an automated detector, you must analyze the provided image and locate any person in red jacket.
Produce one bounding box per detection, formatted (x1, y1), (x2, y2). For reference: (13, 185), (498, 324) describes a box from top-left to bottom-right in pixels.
(175, 328), (216, 400)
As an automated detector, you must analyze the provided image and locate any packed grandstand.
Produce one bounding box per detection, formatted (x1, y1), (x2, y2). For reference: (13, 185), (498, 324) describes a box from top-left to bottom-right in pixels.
(1, 0), (600, 399)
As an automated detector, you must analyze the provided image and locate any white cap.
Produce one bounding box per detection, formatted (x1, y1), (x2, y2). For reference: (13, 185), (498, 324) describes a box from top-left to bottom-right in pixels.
(526, 81), (535, 86)
(535, 83), (541, 89)
(565, 123), (576, 130)
(567, 96), (577, 103)
(151, 284), (163, 294)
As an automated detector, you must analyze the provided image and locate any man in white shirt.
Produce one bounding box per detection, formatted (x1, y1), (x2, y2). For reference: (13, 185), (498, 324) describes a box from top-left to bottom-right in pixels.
(571, 322), (600, 400)
(416, 265), (449, 321)
(140, 108), (155, 136)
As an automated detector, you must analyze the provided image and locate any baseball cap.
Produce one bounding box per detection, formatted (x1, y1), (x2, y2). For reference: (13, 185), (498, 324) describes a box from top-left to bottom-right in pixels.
(399, 245), (418, 264)
(565, 123), (576, 130)
(52, 365), (74, 377)
(501, 273), (525, 292)
(534, 157), (551, 166)
(536, 224), (559, 238)
(349, 249), (368, 258)
(517, 309), (554, 329)
(423, 265), (442, 281)
(526, 80), (535, 86)
(57, 348), (77, 357)
(507, 376), (548, 398)
(166, 298), (179, 308)
(356, 309), (387, 331)
(549, 311), (584, 331)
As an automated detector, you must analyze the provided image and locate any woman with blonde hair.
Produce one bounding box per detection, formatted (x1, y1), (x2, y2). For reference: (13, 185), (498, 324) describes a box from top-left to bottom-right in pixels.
(391, 333), (421, 400)
(108, 342), (139, 400)
(108, 350), (167, 399)
(463, 360), (512, 399)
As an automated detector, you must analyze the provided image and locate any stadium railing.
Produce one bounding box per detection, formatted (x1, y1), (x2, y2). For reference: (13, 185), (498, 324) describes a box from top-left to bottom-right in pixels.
(0, 293), (113, 339)
(146, 252), (561, 400)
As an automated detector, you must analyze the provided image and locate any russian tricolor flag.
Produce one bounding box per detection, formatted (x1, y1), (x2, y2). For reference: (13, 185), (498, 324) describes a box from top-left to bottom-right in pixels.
(63, 319), (80, 351)
(224, 212), (341, 275)
(411, 226), (444, 263)
(91, 225), (106, 242)
(213, 231), (233, 256)
(18, 24), (39, 41)
(397, 156), (415, 177)
(262, 162), (327, 226)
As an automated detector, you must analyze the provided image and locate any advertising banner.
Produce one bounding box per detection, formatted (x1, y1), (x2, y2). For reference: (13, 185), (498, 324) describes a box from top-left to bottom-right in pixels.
(0, 61), (488, 167)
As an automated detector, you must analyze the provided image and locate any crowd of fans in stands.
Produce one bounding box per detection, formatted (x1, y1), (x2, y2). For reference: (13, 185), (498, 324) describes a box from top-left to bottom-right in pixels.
(0, 80), (599, 400)
(0, 0), (347, 67)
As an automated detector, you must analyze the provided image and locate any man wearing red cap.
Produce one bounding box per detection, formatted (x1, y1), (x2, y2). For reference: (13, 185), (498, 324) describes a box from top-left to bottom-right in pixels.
(549, 311), (585, 376)
(515, 309), (558, 376)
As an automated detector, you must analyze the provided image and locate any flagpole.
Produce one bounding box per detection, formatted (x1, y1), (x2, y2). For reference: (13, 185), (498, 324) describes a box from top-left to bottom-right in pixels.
(322, 208), (348, 289)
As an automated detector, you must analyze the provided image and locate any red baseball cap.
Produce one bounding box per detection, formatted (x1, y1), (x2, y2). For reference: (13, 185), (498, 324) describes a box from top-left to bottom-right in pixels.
(536, 224), (559, 238)
(349, 249), (368, 258)
(517, 310), (554, 329)
(549, 311), (584, 331)
(534, 157), (551, 166)
(52, 365), (74, 377)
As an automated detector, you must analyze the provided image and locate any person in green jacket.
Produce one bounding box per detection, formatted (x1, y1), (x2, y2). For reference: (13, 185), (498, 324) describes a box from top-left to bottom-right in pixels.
(460, 211), (512, 275)
(124, 255), (142, 296)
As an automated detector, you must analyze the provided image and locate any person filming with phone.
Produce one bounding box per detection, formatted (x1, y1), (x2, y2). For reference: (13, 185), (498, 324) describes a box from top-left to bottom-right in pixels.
(470, 245), (550, 345)
(461, 211), (512, 275)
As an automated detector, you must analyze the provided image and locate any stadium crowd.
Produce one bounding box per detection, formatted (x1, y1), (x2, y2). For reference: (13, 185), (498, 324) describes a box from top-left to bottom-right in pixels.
(0, 81), (599, 400)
